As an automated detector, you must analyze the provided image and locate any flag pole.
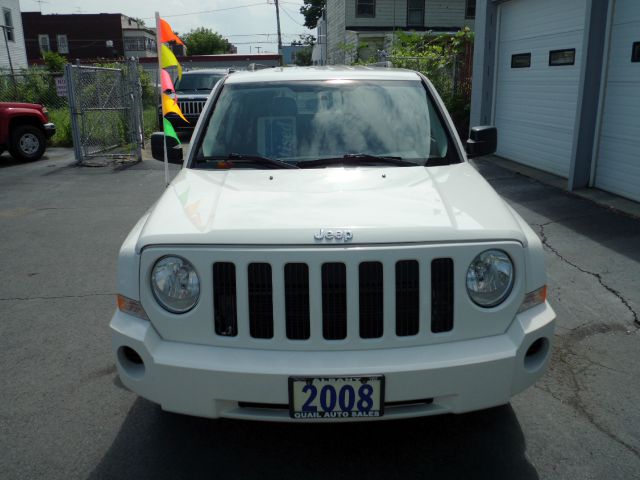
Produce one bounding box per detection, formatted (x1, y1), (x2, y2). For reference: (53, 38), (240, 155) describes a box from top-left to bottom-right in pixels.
(155, 11), (169, 186)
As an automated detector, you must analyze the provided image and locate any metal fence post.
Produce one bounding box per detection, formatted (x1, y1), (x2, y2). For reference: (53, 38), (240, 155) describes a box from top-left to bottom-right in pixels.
(65, 63), (83, 164)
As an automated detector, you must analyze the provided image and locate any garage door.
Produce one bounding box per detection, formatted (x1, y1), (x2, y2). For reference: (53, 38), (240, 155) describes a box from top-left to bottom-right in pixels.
(593, 0), (640, 202)
(493, 0), (587, 178)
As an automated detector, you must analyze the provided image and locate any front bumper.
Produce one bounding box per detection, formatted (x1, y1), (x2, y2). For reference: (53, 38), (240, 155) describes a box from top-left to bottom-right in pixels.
(43, 122), (56, 138)
(111, 302), (555, 422)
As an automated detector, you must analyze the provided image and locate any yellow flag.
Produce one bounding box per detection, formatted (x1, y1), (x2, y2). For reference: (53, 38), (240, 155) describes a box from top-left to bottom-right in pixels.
(160, 44), (182, 80)
(162, 93), (189, 124)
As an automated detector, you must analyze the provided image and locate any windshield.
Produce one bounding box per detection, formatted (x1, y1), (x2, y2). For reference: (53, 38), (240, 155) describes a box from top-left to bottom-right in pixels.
(175, 73), (225, 91)
(193, 79), (459, 168)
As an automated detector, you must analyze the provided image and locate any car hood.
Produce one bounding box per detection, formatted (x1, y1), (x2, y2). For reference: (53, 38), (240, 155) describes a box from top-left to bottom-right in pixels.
(136, 163), (526, 248)
(175, 92), (211, 99)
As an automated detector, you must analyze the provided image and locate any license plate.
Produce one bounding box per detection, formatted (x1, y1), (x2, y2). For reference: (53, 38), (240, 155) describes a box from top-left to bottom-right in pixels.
(289, 376), (384, 419)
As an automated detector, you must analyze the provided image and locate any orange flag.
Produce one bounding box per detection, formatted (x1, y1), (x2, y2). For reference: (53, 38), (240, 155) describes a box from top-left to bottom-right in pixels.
(159, 18), (185, 46)
(162, 93), (189, 124)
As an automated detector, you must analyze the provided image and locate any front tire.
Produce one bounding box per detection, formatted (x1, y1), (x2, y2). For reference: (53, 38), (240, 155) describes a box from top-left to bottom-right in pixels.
(10, 125), (46, 161)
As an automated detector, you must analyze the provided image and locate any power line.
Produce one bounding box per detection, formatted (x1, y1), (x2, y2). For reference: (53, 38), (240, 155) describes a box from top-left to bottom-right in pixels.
(280, 5), (305, 27)
(141, 2), (268, 20)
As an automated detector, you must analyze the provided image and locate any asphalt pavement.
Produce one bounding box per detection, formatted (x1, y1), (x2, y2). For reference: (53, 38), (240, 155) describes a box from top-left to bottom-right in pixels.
(0, 149), (638, 479)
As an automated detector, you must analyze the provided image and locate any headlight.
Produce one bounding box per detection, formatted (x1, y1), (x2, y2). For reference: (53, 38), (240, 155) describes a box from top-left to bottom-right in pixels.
(466, 249), (514, 307)
(151, 256), (200, 313)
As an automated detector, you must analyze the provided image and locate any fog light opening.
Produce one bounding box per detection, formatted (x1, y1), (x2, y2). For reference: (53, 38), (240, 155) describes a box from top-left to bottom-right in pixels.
(117, 346), (146, 379)
(524, 337), (549, 372)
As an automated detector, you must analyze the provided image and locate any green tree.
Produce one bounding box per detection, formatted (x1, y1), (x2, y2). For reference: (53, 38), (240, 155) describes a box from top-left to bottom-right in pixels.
(390, 28), (475, 135)
(294, 47), (313, 66)
(300, 0), (325, 29)
(182, 27), (231, 55)
(41, 51), (67, 73)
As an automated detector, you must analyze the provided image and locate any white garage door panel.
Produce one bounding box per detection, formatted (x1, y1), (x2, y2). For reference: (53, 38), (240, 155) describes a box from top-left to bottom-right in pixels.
(594, 0), (640, 202)
(494, 0), (587, 178)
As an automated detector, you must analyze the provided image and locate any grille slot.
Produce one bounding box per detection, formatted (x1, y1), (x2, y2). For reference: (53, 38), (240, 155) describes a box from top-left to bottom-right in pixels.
(321, 263), (347, 340)
(213, 262), (237, 336)
(431, 258), (454, 333)
(248, 263), (274, 339)
(395, 260), (420, 336)
(359, 262), (383, 338)
(284, 263), (310, 340)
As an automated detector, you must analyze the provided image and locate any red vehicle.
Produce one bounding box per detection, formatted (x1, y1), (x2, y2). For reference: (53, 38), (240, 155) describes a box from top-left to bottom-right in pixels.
(0, 102), (56, 161)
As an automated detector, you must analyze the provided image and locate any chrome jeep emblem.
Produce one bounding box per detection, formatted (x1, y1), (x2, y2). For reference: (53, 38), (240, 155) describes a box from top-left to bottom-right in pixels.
(314, 228), (353, 242)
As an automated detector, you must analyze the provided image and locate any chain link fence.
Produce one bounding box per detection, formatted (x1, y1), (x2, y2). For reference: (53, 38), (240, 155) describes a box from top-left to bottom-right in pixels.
(66, 60), (143, 165)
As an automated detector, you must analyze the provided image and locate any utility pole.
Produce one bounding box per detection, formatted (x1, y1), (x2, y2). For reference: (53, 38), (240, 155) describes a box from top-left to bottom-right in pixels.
(274, 0), (283, 57)
(1, 26), (15, 78)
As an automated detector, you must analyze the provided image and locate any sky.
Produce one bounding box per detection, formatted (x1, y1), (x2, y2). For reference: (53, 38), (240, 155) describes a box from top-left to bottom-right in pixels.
(18, 0), (314, 54)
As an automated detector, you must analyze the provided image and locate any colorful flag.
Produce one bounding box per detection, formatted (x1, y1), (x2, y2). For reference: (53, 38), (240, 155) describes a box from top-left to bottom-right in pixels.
(162, 93), (189, 124)
(159, 18), (185, 46)
(161, 69), (175, 94)
(163, 118), (180, 144)
(156, 14), (186, 184)
(160, 44), (182, 80)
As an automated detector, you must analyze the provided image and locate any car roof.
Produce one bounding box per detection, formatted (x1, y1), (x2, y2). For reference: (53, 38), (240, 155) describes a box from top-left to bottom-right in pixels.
(182, 69), (229, 75)
(225, 66), (421, 84)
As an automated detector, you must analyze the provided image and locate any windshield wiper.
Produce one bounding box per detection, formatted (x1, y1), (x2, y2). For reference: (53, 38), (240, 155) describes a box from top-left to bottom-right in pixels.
(298, 154), (416, 168)
(195, 153), (299, 169)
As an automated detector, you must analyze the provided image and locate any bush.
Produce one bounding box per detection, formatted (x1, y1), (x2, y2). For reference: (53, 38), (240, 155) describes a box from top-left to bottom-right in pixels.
(390, 28), (474, 136)
(47, 108), (72, 147)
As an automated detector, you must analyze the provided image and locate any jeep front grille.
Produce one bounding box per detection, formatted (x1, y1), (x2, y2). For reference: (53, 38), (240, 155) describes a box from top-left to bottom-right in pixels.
(395, 260), (420, 336)
(359, 262), (383, 339)
(284, 263), (310, 340)
(248, 263), (274, 339)
(177, 100), (206, 116)
(321, 263), (347, 340)
(213, 259), (454, 341)
(431, 258), (454, 333)
(213, 262), (238, 336)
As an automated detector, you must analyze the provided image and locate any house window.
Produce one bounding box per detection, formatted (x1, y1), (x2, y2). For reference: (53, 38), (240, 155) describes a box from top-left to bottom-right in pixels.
(38, 34), (50, 52)
(57, 34), (68, 54)
(511, 53), (531, 68)
(549, 48), (575, 66)
(465, 0), (476, 19)
(356, 0), (375, 18)
(407, 0), (425, 27)
(3, 8), (14, 42)
(124, 37), (145, 51)
(632, 42), (640, 63)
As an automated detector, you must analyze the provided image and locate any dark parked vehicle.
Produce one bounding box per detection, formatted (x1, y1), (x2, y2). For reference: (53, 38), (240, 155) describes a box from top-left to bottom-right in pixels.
(160, 69), (229, 133)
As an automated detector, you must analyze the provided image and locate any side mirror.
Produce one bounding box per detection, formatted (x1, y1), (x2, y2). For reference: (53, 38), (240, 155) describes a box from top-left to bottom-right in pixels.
(151, 132), (183, 164)
(466, 126), (497, 158)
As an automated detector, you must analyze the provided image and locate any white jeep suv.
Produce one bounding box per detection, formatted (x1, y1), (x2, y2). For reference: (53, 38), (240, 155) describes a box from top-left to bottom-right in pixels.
(111, 67), (555, 421)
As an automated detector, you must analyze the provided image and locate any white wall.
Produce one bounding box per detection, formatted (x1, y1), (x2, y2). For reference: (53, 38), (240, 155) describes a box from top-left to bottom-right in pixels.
(0, 0), (27, 71)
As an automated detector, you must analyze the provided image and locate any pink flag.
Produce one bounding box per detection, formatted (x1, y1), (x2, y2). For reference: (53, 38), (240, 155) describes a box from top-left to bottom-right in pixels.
(161, 69), (175, 94)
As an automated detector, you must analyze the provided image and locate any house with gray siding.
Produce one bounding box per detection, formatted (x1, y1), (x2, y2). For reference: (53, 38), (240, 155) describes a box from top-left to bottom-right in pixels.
(0, 0), (27, 72)
(326, 0), (476, 64)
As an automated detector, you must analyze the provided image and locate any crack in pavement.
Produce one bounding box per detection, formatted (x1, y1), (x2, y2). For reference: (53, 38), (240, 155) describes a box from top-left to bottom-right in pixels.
(0, 293), (115, 302)
(538, 223), (640, 328)
(536, 342), (640, 459)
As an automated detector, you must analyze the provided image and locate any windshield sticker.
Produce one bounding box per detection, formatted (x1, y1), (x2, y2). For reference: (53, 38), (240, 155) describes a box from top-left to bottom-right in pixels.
(258, 117), (297, 159)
